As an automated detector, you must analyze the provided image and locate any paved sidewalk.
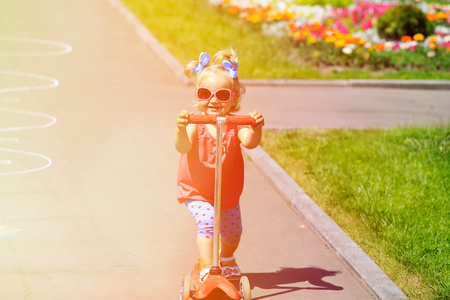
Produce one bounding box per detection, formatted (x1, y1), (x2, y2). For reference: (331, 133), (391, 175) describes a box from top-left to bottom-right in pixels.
(2, 0), (448, 299)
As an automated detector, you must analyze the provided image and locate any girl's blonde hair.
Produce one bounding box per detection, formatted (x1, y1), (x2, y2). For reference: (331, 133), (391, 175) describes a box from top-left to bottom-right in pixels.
(184, 48), (246, 113)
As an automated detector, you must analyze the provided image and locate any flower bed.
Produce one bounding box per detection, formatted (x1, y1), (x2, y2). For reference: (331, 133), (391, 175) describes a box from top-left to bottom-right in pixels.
(210, 0), (450, 70)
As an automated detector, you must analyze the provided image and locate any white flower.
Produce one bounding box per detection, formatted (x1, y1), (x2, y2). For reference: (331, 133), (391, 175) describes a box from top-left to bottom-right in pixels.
(384, 41), (393, 51)
(342, 47), (353, 55)
(290, 4), (328, 23)
(400, 42), (413, 50)
(262, 22), (289, 37)
(435, 26), (450, 35)
(355, 28), (383, 44)
(417, 1), (428, 13)
(427, 51), (436, 58)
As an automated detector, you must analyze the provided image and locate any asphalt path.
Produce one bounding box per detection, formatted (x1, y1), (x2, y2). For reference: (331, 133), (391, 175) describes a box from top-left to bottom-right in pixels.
(241, 84), (450, 129)
(1, 0), (449, 299)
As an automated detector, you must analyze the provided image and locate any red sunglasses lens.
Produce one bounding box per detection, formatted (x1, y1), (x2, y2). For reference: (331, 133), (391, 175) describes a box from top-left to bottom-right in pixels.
(215, 90), (231, 101)
(197, 88), (212, 100)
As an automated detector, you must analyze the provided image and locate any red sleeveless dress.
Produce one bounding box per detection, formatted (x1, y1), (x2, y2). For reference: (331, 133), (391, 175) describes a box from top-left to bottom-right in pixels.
(177, 123), (244, 209)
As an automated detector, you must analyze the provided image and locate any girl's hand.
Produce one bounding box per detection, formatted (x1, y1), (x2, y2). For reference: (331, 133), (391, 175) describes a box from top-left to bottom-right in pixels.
(176, 110), (193, 129)
(238, 111), (264, 149)
(249, 111), (265, 129)
(175, 110), (195, 153)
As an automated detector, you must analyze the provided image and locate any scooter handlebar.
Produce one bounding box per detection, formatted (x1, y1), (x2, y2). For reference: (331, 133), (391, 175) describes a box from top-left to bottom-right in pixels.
(187, 115), (257, 126)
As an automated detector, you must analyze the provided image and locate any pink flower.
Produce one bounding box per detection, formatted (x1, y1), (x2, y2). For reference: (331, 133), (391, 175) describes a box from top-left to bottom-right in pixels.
(335, 21), (349, 34)
(362, 20), (372, 30)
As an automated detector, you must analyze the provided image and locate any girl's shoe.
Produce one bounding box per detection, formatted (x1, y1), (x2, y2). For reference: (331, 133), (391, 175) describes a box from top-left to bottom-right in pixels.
(219, 256), (241, 280)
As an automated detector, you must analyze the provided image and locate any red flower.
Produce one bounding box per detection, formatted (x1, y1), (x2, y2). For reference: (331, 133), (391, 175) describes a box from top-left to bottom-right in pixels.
(401, 36), (412, 43)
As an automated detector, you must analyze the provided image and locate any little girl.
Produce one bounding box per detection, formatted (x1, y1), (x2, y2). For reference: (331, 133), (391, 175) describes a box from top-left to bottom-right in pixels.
(175, 48), (264, 282)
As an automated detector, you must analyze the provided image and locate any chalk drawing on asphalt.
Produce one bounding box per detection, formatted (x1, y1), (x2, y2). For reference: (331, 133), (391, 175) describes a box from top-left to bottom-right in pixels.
(0, 36), (72, 57)
(0, 70), (59, 93)
(3, 98), (20, 103)
(0, 137), (19, 142)
(0, 147), (52, 175)
(0, 108), (56, 175)
(0, 107), (57, 132)
(0, 37), (71, 176)
(0, 226), (21, 238)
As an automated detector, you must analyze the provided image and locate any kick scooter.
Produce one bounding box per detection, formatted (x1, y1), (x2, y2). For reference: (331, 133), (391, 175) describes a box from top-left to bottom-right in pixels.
(180, 115), (255, 300)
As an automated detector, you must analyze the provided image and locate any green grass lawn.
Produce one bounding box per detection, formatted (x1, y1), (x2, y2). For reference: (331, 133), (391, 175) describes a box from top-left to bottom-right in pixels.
(261, 126), (449, 299)
(121, 0), (450, 80)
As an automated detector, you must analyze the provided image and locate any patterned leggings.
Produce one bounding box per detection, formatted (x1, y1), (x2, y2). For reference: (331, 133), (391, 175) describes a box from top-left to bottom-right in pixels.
(185, 200), (242, 244)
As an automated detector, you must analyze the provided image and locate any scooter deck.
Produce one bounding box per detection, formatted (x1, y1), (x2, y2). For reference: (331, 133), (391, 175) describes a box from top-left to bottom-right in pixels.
(191, 263), (241, 297)
(191, 263), (241, 288)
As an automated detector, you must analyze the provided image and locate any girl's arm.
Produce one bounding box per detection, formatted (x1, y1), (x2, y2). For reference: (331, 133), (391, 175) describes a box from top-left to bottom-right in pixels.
(175, 110), (196, 153)
(238, 111), (265, 149)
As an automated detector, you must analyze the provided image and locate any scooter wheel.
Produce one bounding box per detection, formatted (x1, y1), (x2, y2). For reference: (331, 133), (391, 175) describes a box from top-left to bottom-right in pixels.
(239, 276), (251, 300)
(180, 275), (192, 300)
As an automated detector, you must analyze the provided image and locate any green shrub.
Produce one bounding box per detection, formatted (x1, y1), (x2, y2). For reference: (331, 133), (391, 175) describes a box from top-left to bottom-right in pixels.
(376, 4), (436, 40)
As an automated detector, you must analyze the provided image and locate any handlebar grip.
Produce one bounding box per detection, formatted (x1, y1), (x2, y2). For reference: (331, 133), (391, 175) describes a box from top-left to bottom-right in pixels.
(187, 115), (217, 124)
(226, 115), (257, 126)
(187, 115), (257, 126)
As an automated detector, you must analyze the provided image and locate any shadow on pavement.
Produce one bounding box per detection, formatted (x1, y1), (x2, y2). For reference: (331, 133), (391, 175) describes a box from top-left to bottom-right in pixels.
(245, 267), (343, 299)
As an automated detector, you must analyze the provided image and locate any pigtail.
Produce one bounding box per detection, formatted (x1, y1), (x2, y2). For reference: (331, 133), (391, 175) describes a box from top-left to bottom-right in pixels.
(184, 60), (198, 79)
(185, 52), (211, 81)
(213, 48), (239, 71)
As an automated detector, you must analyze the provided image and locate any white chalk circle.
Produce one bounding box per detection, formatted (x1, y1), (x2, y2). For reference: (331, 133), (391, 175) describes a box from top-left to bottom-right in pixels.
(0, 108), (57, 132)
(0, 148), (52, 175)
(0, 137), (19, 142)
(0, 36), (72, 57)
(0, 70), (59, 93)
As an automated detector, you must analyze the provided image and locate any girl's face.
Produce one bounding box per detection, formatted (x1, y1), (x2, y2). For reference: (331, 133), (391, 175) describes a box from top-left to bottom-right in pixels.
(196, 73), (236, 117)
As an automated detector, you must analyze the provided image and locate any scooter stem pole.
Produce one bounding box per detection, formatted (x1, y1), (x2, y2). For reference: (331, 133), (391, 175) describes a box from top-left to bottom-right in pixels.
(211, 116), (226, 274)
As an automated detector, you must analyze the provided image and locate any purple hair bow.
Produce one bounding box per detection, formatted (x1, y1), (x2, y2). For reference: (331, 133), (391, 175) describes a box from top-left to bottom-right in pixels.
(192, 52), (210, 74)
(222, 58), (239, 79)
